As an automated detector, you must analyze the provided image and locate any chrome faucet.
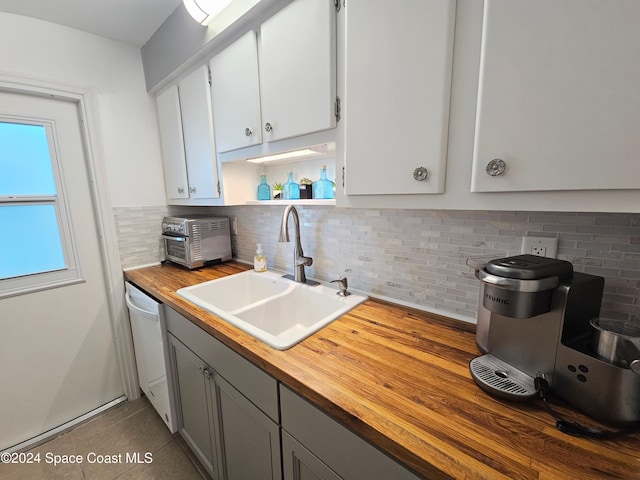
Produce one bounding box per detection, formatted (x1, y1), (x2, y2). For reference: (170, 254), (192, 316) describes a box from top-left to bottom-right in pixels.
(279, 205), (313, 283)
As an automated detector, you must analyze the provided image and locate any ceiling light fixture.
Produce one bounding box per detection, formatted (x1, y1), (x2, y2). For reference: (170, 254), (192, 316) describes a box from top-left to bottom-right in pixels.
(183, 0), (234, 25)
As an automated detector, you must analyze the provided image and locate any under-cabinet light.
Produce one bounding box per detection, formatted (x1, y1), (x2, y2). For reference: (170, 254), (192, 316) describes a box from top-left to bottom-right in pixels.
(246, 149), (319, 164)
(183, 0), (233, 25)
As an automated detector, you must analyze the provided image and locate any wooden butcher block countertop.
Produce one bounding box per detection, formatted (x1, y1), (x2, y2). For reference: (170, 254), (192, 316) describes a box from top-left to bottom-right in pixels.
(124, 262), (640, 480)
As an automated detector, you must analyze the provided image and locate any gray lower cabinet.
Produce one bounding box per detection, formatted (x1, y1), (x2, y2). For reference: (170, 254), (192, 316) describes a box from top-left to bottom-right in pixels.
(213, 374), (281, 480)
(282, 431), (342, 480)
(280, 385), (422, 480)
(166, 307), (281, 480)
(169, 334), (218, 475)
(166, 306), (420, 480)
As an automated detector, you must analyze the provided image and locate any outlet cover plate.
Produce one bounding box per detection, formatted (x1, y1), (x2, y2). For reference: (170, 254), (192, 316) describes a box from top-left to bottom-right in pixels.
(521, 236), (558, 258)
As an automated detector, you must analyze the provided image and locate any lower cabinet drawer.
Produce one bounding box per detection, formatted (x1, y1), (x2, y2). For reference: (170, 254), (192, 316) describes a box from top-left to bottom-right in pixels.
(280, 385), (422, 480)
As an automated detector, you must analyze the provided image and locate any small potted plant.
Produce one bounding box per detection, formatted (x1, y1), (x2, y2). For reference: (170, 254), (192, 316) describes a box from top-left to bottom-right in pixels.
(272, 182), (283, 199)
(299, 178), (313, 199)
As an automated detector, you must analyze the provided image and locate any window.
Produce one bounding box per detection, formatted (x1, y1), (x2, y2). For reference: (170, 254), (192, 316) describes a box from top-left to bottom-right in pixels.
(0, 118), (82, 297)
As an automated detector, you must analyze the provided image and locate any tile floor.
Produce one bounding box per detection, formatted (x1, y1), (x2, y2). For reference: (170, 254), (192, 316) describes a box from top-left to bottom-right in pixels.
(0, 396), (208, 480)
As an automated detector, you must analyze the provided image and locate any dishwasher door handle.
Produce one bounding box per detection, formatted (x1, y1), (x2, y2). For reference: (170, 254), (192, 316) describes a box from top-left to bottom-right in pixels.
(125, 292), (159, 322)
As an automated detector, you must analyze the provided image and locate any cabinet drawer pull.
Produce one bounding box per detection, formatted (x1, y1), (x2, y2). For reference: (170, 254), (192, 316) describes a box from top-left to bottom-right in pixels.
(486, 158), (507, 177)
(264, 122), (273, 133)
(413, 166), (429, 182)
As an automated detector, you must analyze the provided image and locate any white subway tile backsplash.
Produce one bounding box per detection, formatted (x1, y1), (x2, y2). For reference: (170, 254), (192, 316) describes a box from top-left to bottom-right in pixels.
(113, 205), (640, 325)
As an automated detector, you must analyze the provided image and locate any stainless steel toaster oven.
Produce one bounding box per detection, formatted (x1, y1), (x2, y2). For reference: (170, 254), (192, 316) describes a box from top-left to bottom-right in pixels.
(162, 216), (232, 269)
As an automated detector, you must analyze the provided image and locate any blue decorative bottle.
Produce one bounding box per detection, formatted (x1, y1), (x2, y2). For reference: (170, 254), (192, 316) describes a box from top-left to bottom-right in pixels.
(283, 171), (300, 200)
(313, 165), (334, 199)
(257, 174), (271, 200)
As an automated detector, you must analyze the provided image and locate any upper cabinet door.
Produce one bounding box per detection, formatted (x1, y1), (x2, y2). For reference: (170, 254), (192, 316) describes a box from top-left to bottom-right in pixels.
(472, 0), (640, 192)
(156, 85), (189, 200)
(343, 0), (456, 195)
(210, 31), (262, 153)
(259, 0), (337, 143)
(178, 66), (220, 199)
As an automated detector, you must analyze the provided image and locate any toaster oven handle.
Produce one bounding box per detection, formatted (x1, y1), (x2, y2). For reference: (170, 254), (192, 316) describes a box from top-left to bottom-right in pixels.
(475, 269), (559, 292)
(162, 234), (186, 241)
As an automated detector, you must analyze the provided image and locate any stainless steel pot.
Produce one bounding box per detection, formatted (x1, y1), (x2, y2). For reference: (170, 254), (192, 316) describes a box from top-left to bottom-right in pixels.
(590, 318), (640, 375)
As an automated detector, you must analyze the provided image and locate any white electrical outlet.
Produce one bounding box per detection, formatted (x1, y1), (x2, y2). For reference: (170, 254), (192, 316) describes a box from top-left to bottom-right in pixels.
(521, 236), (558, 258)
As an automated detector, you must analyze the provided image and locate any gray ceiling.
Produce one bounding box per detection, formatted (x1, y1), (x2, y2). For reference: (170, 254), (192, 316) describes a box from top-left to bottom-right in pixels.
(0, 0), (183, 47)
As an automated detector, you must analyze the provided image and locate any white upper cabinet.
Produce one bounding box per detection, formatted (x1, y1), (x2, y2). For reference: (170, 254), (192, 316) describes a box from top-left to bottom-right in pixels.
(210, 31), (262, 153)
(210, 0), (337, 153)
(259, 0), (336, 143)
(156, 66), (220, 204)
(156, 85), (189, 200)
(471, 0), (640, 192)
(178, 67), (220, 199)
(342, 0), (456, 195)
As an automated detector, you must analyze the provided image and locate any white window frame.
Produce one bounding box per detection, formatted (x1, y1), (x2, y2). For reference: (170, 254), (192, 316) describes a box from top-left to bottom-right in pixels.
(0, 115), (83, 298)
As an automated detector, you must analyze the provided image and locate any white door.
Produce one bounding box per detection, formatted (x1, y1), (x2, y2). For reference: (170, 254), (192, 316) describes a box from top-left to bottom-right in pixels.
(0, 90), (124, 451)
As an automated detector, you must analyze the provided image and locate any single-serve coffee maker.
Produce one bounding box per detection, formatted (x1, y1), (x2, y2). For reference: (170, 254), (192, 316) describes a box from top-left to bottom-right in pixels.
(468, 254), (640, 426)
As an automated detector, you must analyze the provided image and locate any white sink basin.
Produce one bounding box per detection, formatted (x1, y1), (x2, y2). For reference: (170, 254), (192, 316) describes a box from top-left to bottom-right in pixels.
(177, 270), (367, 350)
(177, 270), (292, 313)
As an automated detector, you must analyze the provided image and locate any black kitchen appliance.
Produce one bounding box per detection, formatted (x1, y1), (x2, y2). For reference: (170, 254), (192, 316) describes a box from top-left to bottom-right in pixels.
(468, 254), (640, 426)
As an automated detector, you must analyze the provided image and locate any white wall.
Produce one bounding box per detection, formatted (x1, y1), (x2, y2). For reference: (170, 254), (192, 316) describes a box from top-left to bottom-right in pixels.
(0, 12), (166, 207)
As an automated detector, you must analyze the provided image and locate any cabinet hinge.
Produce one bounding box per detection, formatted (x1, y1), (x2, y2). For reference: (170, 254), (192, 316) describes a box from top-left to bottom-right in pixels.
(207, 66), (212, 87)
(342, 166), (345, 188)
(217, 180), (221, 196)
(334, 96), (341, 122)
(334, 0), (342, 13)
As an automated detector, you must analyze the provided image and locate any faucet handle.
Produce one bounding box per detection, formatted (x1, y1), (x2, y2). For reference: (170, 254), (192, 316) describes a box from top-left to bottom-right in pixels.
(297, 255), (313, 267)
(330, 276), (351, 296)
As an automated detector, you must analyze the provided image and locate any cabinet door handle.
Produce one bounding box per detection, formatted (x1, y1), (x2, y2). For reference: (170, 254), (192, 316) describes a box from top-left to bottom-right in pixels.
(486, 158), (507, 177)
(413, 166), (429, 182)
(177, 187), (185, 194)
(245, 127), (252, 137)
(264, 122), (273, 133)
(189, 187), (196, 193)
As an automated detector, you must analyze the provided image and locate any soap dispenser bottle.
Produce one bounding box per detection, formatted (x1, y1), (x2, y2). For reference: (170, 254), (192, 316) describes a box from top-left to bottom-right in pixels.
(254, 243), (267, 272)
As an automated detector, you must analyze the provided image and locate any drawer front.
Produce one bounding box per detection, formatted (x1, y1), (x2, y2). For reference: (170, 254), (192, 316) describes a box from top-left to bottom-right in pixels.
(280, 386), (421, 480)
(166, 307), (279, 422)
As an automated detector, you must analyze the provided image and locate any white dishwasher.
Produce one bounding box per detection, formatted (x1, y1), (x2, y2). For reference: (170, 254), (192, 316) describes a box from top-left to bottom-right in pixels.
(125, 282), (177, 433)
